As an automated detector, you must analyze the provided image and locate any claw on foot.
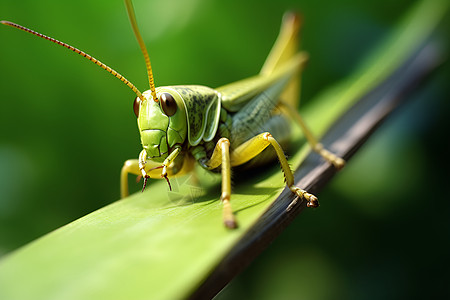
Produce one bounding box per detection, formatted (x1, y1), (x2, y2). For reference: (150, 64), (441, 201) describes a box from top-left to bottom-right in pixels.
(222, 195), (238, 229)
(314, 144), (346, 170)
(141, 175), (150, 192)
(288, 186), (319, 210)
(224, 218), (238, 229)
(306, 195), (319, 208)
(331, 156), (346, 170)
(146, 165), (172, 191)
(163, 174), (172, 191)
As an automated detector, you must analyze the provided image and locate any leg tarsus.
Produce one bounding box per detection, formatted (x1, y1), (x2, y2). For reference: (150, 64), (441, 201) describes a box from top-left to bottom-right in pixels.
(141, 175), (150, 192)
(222, 195), (237, 229)
(313, 143), (345, 170)
(230, 132), (320, 211)
(278, 101), (346, 170)
(163, 174), (172, 191)
(287, 186), (319, 211)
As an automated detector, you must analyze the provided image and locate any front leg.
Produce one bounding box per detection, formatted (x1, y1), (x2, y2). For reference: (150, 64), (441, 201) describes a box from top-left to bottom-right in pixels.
(121, 146), (184, 198)
(121, 158), (165, 198)
(154, 147), (182, 191)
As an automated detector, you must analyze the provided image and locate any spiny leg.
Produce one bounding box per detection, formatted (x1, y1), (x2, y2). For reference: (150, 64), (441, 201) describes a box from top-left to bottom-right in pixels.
(202, 138), (236, 229)
(264, 14), (344, 170)
(279, 101), (345, 170)
(230, 132), (318, 209)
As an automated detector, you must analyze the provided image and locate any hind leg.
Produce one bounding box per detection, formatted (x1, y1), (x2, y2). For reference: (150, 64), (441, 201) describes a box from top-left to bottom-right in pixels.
(231, 132), (319, 208)
(279, 101), (345, 170)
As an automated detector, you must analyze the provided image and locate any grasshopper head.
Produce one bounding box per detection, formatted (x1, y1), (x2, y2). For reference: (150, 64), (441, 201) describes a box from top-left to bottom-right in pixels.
(134, 89), (187, 162)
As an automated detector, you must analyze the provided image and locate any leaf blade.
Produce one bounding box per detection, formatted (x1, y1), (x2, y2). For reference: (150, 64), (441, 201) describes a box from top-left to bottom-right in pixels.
(0, 1), (447, 299)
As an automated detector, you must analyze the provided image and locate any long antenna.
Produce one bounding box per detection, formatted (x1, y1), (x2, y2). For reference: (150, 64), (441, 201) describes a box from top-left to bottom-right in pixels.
(124, 0), (158, 102)
(1, 20), (144, 101)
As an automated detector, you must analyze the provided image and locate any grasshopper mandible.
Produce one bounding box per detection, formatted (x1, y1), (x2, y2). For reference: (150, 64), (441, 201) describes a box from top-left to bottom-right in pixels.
(2, 0), (344, 228)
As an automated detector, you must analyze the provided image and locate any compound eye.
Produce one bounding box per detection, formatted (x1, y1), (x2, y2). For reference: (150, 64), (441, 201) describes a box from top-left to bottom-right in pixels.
(160, 93), (177, 116)
(133, 97), (140, 117)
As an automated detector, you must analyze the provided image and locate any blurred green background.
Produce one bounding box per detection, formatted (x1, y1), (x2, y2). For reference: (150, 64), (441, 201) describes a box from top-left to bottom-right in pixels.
(0, 0), (448, 299)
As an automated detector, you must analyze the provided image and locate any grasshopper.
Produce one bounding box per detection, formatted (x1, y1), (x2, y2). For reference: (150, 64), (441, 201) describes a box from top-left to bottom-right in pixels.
(2, 0), (344, 228)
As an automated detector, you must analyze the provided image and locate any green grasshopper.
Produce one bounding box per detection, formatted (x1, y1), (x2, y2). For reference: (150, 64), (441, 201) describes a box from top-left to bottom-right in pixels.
(2, 0), (344, 228)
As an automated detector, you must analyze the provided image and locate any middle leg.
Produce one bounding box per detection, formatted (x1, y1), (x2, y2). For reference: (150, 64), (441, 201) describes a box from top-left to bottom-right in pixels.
(201, 138), (236, 228)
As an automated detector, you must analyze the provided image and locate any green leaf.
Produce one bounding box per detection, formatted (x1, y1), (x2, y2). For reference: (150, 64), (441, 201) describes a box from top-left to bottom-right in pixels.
(0, 0), (447, 299)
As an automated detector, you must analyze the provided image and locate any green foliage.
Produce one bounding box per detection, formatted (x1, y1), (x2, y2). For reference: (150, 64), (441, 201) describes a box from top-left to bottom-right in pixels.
(0, 0), (448, 299)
